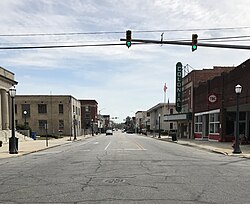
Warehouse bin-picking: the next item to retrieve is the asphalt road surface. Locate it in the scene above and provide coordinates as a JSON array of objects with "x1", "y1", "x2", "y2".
[{"x1": 0, "y1": 131, "x2": 250, "y2": 204}]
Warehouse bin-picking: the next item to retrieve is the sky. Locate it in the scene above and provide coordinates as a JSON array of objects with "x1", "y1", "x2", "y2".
[{"x1": 0, "y1": 0, "x2": 250, "y2": 122}]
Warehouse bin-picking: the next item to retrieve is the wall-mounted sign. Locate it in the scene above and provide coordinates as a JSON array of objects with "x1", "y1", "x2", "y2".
[
  {"x1": 175, "y1": 62, "x2": 182, "y2": 112},
  {"x1": 208, "y1": 93, "x2": 218, "y2": 104}
]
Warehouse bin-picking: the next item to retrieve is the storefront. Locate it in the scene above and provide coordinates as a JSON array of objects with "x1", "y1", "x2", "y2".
[
  {"x1": 164, "y1": 112, "x2": 192, "y2": 139},
  {"x1": 194, "y1": 59, "x2": 250, "y2": 142},
  {"x1": 194, "y1": 109, "x2": 220, "y2": 140}
]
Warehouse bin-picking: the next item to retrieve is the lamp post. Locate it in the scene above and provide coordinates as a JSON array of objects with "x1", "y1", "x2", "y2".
[
  {"x1": 233, "y1": 84, "x2": 242, "y2": 154},
  {"x1": 23, "y1": 110, "x2": 27, "y2": 129},
  {"x1": 158, "y1": 113, "x2": 161, "y2": 138},
  {"x1": 91, "y1": 119, "x2": 94, "y2": 136},
  {"x1": 73, "y1": 112, "x2": 77, "y2": 140},
  {"x1": 9, "y1": 86, "x2": 18, "y2": 154}
]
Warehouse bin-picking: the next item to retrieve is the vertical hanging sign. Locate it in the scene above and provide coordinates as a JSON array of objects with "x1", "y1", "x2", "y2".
[{"x1": 176, "y1": 62, "x2": 182, "y2": 112}]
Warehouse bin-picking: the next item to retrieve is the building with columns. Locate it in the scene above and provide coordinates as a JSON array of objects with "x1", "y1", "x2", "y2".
[{"x1": 0, "y1": 66, "x2": 18, "y2": 142}]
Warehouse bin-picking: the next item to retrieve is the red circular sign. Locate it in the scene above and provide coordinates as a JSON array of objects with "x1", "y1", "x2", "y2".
[{"x1": 208, "y1": 93, "x2": 217, "y2": 103}]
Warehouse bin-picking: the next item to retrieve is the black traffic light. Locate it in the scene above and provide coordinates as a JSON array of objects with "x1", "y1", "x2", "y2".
[
  {"x1": 126, "y1": 30, "x2": 132, "y2": 48},
  {"x1": 192, "y1": 34, "x2": 198, "y2": 52}
]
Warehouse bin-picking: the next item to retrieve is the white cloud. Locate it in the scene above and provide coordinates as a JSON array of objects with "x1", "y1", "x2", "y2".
[{"x1": 1, "y1": 0, "x2": 250, "y2": 121}]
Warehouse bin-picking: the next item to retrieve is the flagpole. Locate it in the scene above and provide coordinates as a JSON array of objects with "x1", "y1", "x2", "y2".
[{"x1": 163, "y1": 83, "x2": 167, "y2": 103}]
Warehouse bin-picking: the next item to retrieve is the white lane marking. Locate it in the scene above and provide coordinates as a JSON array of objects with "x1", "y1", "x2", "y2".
[
  {"x1": 104, "y1": 141, "x2": 111, "y2": 150},
  {"x1": 94, "y1": 142, "x2": 99, "y2": 144},
  {"x1": 110, "y1": 149, "x2": 147, "y2": 151}
]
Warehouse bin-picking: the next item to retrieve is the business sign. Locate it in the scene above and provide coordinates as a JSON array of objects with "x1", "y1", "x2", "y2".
[
  {"x1": 208, "y1": 93, "x2": 218, "y2": 104},
  {"x1": 175, "y1": 62, "x2": 182, "y2": 112}
]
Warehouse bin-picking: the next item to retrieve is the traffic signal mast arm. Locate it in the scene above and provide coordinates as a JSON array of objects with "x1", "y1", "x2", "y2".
[{"x1": 120, "y1": 38, "x2": 250, "y2": 50}]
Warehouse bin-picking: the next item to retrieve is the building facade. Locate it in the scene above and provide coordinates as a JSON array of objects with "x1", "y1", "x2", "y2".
[
  {"x1": 15, "y1": 95, "x2": 81, "y2": 137},
  {"x1": 0, "y1": 67, "x2": 18, "y2": 142},
  {"x1": 135, "y1": 111, "x2": 148, "y2": 133},
  {"x1": 166, "y1": 66, "x2": 234, "y2": 139},
  {"x1": 147, "y1": 103, "x2": 177, "y2": 134},
  {"x1": 194, "y1": 59, "x2": 250, "y2": 142},
  {"x1": 80, "y1": 100, "x2": 98, "y2": 134}
]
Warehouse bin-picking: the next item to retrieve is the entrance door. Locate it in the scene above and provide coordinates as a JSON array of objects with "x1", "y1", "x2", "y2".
[{"x1": 202, "y1": 114, "x2": 209, "y2": 140}]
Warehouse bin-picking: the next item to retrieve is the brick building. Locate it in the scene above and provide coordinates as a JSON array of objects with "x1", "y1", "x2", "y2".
[
  {"x1": 80, "y1": 100, "x2": 98, "y2": 134},
  {"x1": 194, "y1": 58, "x2": 250, "y2": 142},
  {"x1": 15, "y1": 95, "x2": 81, "y2": 137},
  {"x1": 166, "y1": 66, "x2": 234, "y2": 139}
]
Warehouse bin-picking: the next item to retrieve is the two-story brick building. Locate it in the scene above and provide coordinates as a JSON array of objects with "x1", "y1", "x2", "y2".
[
  {"x1": 194, "y1": 58, "x2": 250, "y2": 142},
  {"x1": 165, "y1": 66, "x2": 234, "y2": 139},
  {"x1": 80, "y1": 100, "x2": 98, "y2": 135}
]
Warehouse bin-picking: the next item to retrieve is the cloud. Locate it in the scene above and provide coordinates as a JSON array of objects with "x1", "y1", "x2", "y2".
[{"x1": 1, "y1": 0, "x2": 250, "y2": 122}]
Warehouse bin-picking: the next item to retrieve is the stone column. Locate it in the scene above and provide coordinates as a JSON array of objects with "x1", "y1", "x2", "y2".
[
  {"x1": 1, "y1": 90, "x2": 9, "y2": 130},
  {"x1": 0, "y1": 91, "x2": 2, "y2": 130}
]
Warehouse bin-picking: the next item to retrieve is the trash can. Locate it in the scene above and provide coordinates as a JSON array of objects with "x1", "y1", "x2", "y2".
[
  {"x1": 31, "y1": 132, "x2": 37, "y2": 140},
  {"x1": 172, "y1": 134, "x2": 177, "y2": 141}
]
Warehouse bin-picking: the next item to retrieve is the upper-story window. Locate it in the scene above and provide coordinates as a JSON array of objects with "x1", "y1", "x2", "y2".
[
  {"x1": 170, "y1": 108, "x2": 173, "y2": 115},
  {"x1": 85, "y1": 106, "x2": 89, "y2": 112},
  {"x1": 59, "y1": 104, "x2": 64, "y2": 114},
  {"x1": 38, "y1": 104, "x2": 47, "y2": 113}
]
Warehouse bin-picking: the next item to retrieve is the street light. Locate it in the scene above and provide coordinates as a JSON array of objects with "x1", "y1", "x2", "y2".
[
  {"x1": 158, "y1": 113, "x2": 161, "y2": 138},
  {"x1": 233, "y1": 84, "x2": 242, "y2": 154},
  {"x1": 23, "y1": 110, "x2": 27, "y2": 129},
  {"x1": 91, "y1": 119, "x2": 94, "y2": 136},
  {"x1": 73, "y1": 112, "x2": 77, "y2": 140},
  {"x1": 9, "y1": 86, "x2": 18, "y2": 154}
]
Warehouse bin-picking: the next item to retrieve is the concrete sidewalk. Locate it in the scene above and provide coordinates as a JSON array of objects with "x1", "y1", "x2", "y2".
[
  {"x1": 0, "y1": 134, "x2": 94, "y2": 159},
  {"x1": 153, "y1": 135, "x2": 250, "y2": 158}
]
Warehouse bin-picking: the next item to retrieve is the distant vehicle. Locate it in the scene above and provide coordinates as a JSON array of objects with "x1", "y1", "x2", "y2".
[
  {"x1": 126, "y1": 129, "x2": 135, "y2": 134},
  {"x1": 106, "y1": 129, "x2": 113, "y2": 135}
]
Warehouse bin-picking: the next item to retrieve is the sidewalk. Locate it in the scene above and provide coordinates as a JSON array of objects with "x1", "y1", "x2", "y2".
[
  {"x1": 0, "y1": 134, "x2": 93, "y2": 159},
  {"x1": 153, "y1": 135, "x2": 250, "y2": 159}
]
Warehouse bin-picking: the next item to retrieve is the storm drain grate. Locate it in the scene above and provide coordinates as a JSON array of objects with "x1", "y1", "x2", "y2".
[{"x1": 104, "y1": 178, "x2": 125, "y2": 184}]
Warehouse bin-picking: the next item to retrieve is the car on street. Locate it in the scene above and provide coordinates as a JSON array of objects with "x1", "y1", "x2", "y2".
[{"x1": 106, "y1": 129, "x2": 113, "y2": 135}]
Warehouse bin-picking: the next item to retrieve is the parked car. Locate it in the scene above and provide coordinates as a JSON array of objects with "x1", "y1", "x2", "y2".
[{"x1": 106, "y1": 129, "x2": 113, "y2": 135}]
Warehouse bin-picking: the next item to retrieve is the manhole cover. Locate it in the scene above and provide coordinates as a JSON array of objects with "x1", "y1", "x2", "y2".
[{"x1": 104, "y1": 178, "x2": 125, "y2": 184}]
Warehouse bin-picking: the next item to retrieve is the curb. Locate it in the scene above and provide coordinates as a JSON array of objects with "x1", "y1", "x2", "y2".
[{"x1": 148, "y1": 135, "x2": 250, "y2": 158}]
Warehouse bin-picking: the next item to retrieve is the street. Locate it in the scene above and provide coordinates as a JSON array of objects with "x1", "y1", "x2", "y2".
[{"x1": 0, "y1": 131, "x2": 250, "y2": 204}]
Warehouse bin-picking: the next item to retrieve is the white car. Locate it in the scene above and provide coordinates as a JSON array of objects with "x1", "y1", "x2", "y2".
[{"x1": 106, "y1": 129, "x2": 113, "y2": 135}]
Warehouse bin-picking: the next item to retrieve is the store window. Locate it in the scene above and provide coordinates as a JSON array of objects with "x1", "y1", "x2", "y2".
[
  {"x1": 209, "y1": 113, "x2": 220, "y2": 134},
  {"x1": 195, "y1": 115, "x2": 202, "y2": 133}
]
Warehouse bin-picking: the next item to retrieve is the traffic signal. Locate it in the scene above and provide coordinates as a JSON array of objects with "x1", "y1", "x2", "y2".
[
  {"x1": 126, "y1": 30, "x2": 132, "y2": 48},
  {"x1": 192, "y1": 34, "x2": 198, "y2": 52}
]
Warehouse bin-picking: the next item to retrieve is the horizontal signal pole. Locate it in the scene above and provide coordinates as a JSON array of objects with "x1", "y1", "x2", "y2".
[{"x1": 120, "y1": 38, "x2": 250, "y2": 50}]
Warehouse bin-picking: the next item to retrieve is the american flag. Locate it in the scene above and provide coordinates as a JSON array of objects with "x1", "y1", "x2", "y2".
[{"x1": 163, "y1": 83, "x2": 167, "y2": 93}]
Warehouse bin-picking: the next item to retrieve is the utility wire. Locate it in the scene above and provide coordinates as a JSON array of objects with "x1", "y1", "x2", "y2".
[
  {"x1": 0, "y1": 26, "x2": 250, "y2": 37},
  {"x1": 0, "y1": 42, "x2": 141, "y2": 50}
]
